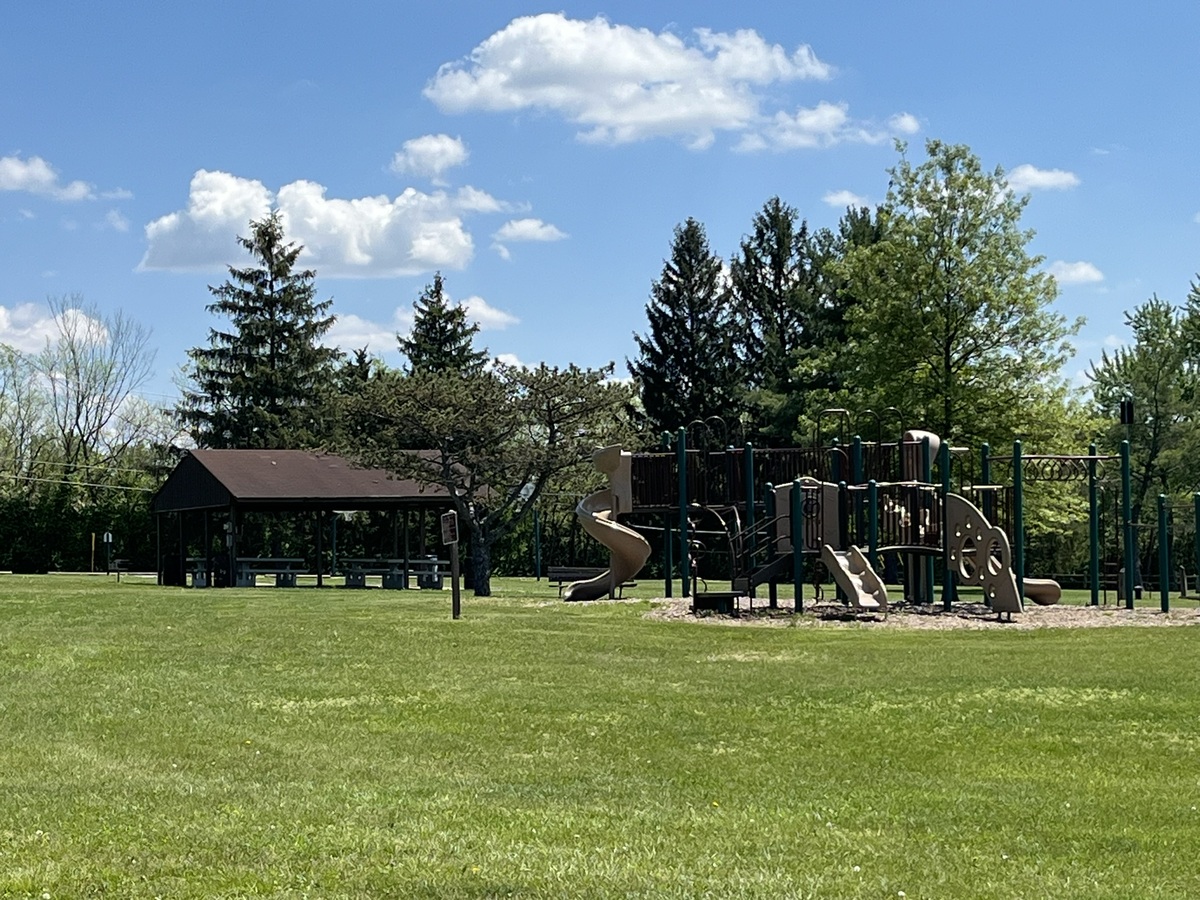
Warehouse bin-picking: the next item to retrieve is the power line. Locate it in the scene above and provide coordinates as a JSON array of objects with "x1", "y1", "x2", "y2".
[{"x1": 0, "y1": 472, "x2": 154, "y2": 494}]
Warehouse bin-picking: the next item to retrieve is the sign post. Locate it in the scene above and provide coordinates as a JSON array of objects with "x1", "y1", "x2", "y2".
[
  {"x1": 103, "y1": 530, "x2": 113, "y2": 575},
  {"x1": 441, "y1": 510, "x2": 461, "y2": 619}
]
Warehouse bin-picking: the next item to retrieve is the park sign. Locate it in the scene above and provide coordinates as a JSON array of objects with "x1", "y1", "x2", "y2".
[{"x1": 441, "y1": 510, "x2": 459, "y2": 546}]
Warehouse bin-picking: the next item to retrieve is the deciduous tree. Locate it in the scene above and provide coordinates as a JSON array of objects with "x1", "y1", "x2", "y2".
[
  {"x1": 350, "y1": 363, "x2": 634, "y2": 595},
  {"x1": 837, "y1": 140, "x2": 1080, "y2": 449}
]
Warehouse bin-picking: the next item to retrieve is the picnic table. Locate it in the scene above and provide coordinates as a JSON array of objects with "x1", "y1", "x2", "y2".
[
  {"x1": 338, "y1": 556, "x2": 448, "y2": 589},
  {"x1": 187, "y1": 556, "x2": 210, "y2": 588},
  {"x1": 236, "y1": 557, "x2": 307, "y2": 588}
]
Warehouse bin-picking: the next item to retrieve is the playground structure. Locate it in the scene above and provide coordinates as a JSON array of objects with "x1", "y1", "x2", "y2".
[{"x1": 564, "y1": 414, "x2": 1200, "y2": 617}]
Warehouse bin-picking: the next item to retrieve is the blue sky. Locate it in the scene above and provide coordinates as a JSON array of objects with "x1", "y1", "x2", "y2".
[{"x1": 3, "y1": 2, "x2": 1199, "y2": 402}]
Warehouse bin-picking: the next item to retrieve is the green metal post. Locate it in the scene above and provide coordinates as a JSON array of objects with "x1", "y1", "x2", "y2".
[
  {"x1": 980, "y1": 442, "x2": 992, "y2": 522},
  {"x1": 922, "y1": 435, "x2": 935, "y2": 603},
  {"x1": 744, "y1": 442, "x2": 756, "y2": 597},
  {"x1": 1195, "y1": 493, "x2": 1200, "y2": 599},
  {"x1": 1088, "y1": 441, "x2": 1100, "y2": 605},
  {"x1": 1121, "y1": 441, "x2": 1135, "y2": 610},
  {"x1": 852, "y1": 435, "x2": 864, "y2": 544},
  {"x1": 940, "y1": 440, "x2": 954, "y2": 610},
  {"x1": 1013, "y1": 440, "x2": 1025, "y2": 604},
  {"x1": 868, "y1": 480, "x2": 879, "y2": 570},
  {"x1": 677, "y1": 428, "x2": 690, "y2": 597},
  {"x1": 765, "y1": 483, "x2": 777, "y2": 609},
  {"x1": 836, "y1": 480, "x2": 849, "y2": 603},
  {"x1": 1158, "y1": 494, "x2": 1170, "y2": 612},
  {"x1": 662, "y1": 431, "x2": 673, "y2": 597},
  {"x1": 790, "y1": 478, "x2": 804, "y2": 612}
]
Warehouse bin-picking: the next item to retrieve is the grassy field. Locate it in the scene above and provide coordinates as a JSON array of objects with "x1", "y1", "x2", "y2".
[{"x1": 1, "y1": 575, "x2": 1199, "y2": 898}]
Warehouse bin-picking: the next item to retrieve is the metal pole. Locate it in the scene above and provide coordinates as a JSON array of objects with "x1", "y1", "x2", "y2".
[
  {"x1": 1013, "y1": 440, "x2": 1024, "y2": 604},
  {"x1": 852, "y1": 436, "x2": 864, "y2": 542},
  {"x1": 868, "y1": 480, "x2": 879, "y2": 571},
  {"x1": 1195, "y1": 493, "x2": 1200, "y2": 599},
  {"x1": 1088, "y1": 441, "x2": 1100, "y2": 606},
  {"x1": 922, "y1": 435, "x2": 934, "y2": 603},
  {"x1": 533, "y1": 508, "x2": 542, "y2": 580},
  {"x1": 1158, "y1": 494, "x2": 1170, "y2": 612},
  {"x1": 980, "y1": 442, "x2": 992, "y2": 522},
  {"x1": 1121, "y1": 441, "x2": 1135, "y2": 610},
  {"x1": 450, "y1": 541, "x2": 461, "y2": 619},
  {"x1": 677, "y1": 428, "x2": 690, "y2": 597},
  {"x1": 765, "y1": 483, "x2": 776, "y2": 609},
  {"x1": 940, "y1": 440, "x2": 954, "y2": 610},
  {"x1": 791, "y1": 478, "x2": 804, "y2": 612},
  {"x1": 662, "y1": 431, "x2": 673, "y2": 598}
]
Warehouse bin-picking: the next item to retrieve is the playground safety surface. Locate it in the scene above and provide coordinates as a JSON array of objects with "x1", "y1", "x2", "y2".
[{"x1": 642, "y1": 597, "x2": 1200, "y2": 630}]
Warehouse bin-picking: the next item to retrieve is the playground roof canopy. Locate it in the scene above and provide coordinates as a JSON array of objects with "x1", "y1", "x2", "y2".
[{"x1": 150, "y1": 449, "x2": 451, "y2": 514}]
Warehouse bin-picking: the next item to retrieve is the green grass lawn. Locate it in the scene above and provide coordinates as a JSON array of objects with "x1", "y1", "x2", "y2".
[{"x1": 2, "y1": 575, "x2": 1199, "y2": 898}]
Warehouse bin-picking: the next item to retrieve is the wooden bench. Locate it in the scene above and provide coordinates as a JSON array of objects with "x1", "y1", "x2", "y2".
[
  {"x1": 236, "y1": 557, "x2": 307, "y2": 588},
  {"x1": 547, "y1": 566, "x2": 637, "y2": 598}
]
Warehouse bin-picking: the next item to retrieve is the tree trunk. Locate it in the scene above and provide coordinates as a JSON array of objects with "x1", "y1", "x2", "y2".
[{"x1": 472, "y1": 538, "x2": 492, "y2": 596}]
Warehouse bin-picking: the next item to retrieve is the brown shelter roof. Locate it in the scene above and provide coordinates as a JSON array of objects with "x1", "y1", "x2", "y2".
[{"x1": 151, "y1": 449, "x2": 451, "y2": 514}]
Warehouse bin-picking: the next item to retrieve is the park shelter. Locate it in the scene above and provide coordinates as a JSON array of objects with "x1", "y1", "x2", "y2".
[{"x1": 150, "y1": 449, "x2": 453, "y2": 585}]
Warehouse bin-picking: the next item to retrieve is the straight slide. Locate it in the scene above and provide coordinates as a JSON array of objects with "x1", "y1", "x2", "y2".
[{"x1": 821, "y1": 544, "x2": 888, "y2": 613}]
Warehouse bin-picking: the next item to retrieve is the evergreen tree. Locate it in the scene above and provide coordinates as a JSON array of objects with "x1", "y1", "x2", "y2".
[
  {"x1": 628, "y1": 218, "x2": 741, "y2": 438},
  {"x1": 398, "y1": 273, "x2": 488, "y2": 376},
  {"x1": 180, "y1": 211, "x2": 340, "y2": 449},
  {"x1": 729, "y1": 198, "x2": 827, "y2": 444}
]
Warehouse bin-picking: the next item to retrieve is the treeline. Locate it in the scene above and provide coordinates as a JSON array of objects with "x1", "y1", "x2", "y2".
[
  {"x1": 629, "y1": 140, "x2": 1083, "y2": 454},
  {"x1": 0, "y1": 296, "x2": 174, "y2": 572},
  {"x1": 3, "y1": 139, "x2": 1198, "y2": 584}
]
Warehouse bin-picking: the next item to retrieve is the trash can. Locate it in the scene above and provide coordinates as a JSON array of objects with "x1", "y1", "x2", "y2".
[{"x1": 417, "y1": 555, "x2": 443, "y2": 590}]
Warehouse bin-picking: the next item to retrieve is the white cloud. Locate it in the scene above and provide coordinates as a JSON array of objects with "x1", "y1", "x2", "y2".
[
  {"x1": 0, "y1": 154, "x2": 94, "y2": 201},
  {"x1": 1007, "y1": 164, "x2": 1081, "y2": 192},
  {"x1": 492, "y1": 217, "x2": 567, "y2": 259},
  {"x1": 426, "y1": 13, "x2": 832, "y2": 147},
  {"x1": 0, "y1": 302, "x2": 107, "y2": 354},
  {"x1": 461, "y1": 295, "x2": 519, "y2": 330},
  {"x1": 104, "y1": 209, "x2": 130, "y2": 232},
  {"x1": 491, "y1": 353, "x2": 526, "y2": 370},
  {"x1": 889, "y1": 112, "x2": 920, "y2": 135},
  {"x1": 1049, "y1": 260, "x2": 1104, "y2": 284},
  {"x1": 1104, "y1": 334, "x2": 1126, "y2": 348},
  {"x1": 493, "y1": 218, "x2": 568, "y2": 242},
  {"x1": 0, "y1": 303, "x2": 59, "y2": 352},
  {"x1": 322, "y1": 309, "x2": 412, "y2": 353},
  {"x1": 139, "y1": 169, "x2": 512, "y2": 276},
  {"x1": 390, "y1": 134, "x2": 469, "y2": 183},
  {"x1": 738, "y1": 101, "x2": 893, "y2": 151},
  {"x1": 823, "y1": 189, "x2": 867, "y2": 208}
]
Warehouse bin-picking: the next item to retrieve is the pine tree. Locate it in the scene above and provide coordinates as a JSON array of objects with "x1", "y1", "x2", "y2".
[
  {"x1": 398, "y1": 273, "x2": 488, "y2": 376},
  {"x1": 179, "y1": 211, "x2": 340, "y2": 449},
  {"x1": 628, "y1": 218, "x2": 741, "y2": 437},
  {"x1": 730, "y1": 198, "x2": 816, "y2": 399}
]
